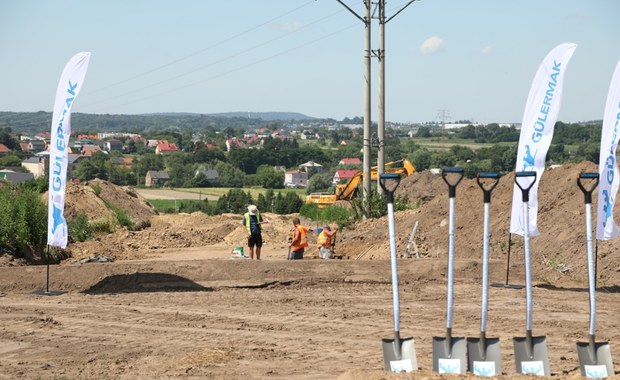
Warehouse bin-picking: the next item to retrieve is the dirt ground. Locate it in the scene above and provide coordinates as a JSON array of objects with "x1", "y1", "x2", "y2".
[{"x1": 1, "y1": 164, "x2": 619, "y2": 379}]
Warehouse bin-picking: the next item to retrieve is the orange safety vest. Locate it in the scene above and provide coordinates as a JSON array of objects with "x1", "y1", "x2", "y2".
[
  {"x1": 317, "y1": 230, "x2": 332, "y2": 248},
  {"x1": 291, "y1": 225, "x2": 308, "y2": 252}
]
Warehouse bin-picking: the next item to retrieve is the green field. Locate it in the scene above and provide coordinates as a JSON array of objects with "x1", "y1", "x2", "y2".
[
  {"x1": 178, "y1": 187, "x2": 306, "y2": 199},
  {"x1": 405, "y1": 137, "x2": 498, "y2": 151}
]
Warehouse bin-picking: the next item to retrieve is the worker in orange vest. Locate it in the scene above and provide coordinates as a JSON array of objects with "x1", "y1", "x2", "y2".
[
  {"x1": 289, "y1": 217, "x2": 308, "y2": 260},
  {"x1": 317, "y1": 224, "x2": 338, "y2": 259}
]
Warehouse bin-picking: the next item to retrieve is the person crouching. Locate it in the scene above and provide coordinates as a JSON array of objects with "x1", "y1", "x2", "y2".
[{"x1": 317, "y1": 224, "x2": 338, "y2": 259}]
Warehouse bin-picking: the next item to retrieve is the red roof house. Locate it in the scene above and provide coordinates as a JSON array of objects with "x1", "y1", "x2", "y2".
[
  {"x1": 339, "y1": 157, "x2": 361, "y2": 165},
  {"x1": 333, "y1": 169, "x2": 358, "y2": 185}
]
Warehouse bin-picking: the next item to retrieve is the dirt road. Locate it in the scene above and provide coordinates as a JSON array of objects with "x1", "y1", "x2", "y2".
[
  {"x1": 0, "y1": 256, "x2": 618, "y2": 379},
  {"x1": 135, "y1": 188, "x2": 218, "y2": 201}
]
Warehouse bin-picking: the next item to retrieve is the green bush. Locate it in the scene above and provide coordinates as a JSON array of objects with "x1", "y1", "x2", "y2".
[
  {"x1": 103, "y1": 200, "x2": 136, "y2": 230},
  {"x1": 300, "y1": 203, "x2": 353, "y2": 227},
  {"x1": 68, "y1": 212, "x2": 92, "y2": 242},
  {"x1": 89, "y1": 218, "x2": 115, "y2": 234},
  {"x1": 0, "y1": 185, "x2": 47, "y2": 260}
]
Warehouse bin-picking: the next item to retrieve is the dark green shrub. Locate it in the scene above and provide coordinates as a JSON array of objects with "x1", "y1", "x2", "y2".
[{"x1": 68, "y1": 212, "x2": 92, "y2": 242}]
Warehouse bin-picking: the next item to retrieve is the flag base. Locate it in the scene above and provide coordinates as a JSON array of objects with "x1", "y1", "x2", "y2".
[{"x1": 33, "y1": 289, "x2": 66, "y2": 296}]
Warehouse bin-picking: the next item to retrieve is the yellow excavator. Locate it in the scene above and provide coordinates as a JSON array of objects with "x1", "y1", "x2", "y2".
[{"x1": 305, "y1": 159, "x2": 415, "y2": 208}]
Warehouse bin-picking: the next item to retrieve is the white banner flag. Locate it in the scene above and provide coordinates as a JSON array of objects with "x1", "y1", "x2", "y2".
[
  {"x1": 510, "y1": 43, "x2": 577, "y2": 236},
  {"x1": 596, "y1": 59, "x2": 620, "y2": 240},
  {"x1": 47, "y1": 52, "x2": 91, "y2": 248}
]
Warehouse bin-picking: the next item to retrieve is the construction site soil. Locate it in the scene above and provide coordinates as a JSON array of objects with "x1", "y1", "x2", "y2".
[{"x1": 0, "y1": 163, "x2": 618, "y2": 379}]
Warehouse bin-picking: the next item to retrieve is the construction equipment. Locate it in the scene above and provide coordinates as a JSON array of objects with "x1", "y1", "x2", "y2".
[
  {"x1": 513, "y1": 171, "x2": 550, "y2": 376},
  {"x1": 467, "y1": 173, "x2": 502, "y2": 376},
  {"x1": 576, "y1": 173, "x2": 614, "y2": 378},
  {"x1": 305, "y1": 159, "x2": 415, "y2": 208},
  {"x1": 380, "y1": 173, "x2": 417, "y2": 373},
  {"x1": 433, "y1": 167, "x2": 467, "y2": 374}
]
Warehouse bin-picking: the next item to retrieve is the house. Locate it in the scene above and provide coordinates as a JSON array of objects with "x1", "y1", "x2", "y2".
[
  {"x1": 195, "y1": 168, "x2": 219, "y2": 181},
  {"x1": 225, "y1": 138, "x2": 245, "y2": 152},
  {"x1": 243, "y1": 130, "x2": 258, "y2": 139},
  {"x1": 81, "y1": 144, "x2": 102, "y2": 156},
  {"x1": 299, "y1": 161, "x2": 323, "y2": 173},
  {"x1": 21, "y1": 156, "x2": 46, "y2": 178},
  {"x1": 299, "y1": 130, "x2": 315, "y2": 140},
  {"x1": 67, "y1": 154, "x2": 87, "y2": 177},
  {"x1": 332, "y1": 169, "x2": 358, "y2": 185},
  {"x1": 155, "y1": 141, "x2": 179, "y2": 155},
  {"x1": 284, "y1": 170, "x2": 308, "y2": 188},
  {"x1": 19, "y1": 142, "x2": 29, "y2": 152},
  {"x1": 145, "y1": 170, "x2": 170, "y2": 187},
  {"x1": 104, "y1": 139, "x2": 124, "y2": 152},
  {"x1": 0, "y1": 144, "x2": 10, "y2": 154},
  {"x1": 0, "y1": 170, "x2": 34, "y2": 184},
  {"x1": 245, "y1": 136, "x2": 262, "y2": 148},
  {"x1": 338, "y1": 158, "x2": 361, "y2": 166},
  {"x1": 27, "y1": 140, "x2": 47, "y2": 153}
]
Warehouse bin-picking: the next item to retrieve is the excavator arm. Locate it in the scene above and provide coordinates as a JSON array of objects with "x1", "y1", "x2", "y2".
[{"x1": 305, "y1": 159, "x2": 415, "y2": 207}]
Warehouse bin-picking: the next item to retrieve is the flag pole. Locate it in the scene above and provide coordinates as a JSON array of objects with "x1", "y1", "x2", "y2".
[{"x1": 33, "y1": 245, "x2": 65, "y2": 296}]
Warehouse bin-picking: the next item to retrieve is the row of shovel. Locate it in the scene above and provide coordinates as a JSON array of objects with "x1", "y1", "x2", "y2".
[{"x1": 378, "y1": 170, "x2": 614, "y2": 378}]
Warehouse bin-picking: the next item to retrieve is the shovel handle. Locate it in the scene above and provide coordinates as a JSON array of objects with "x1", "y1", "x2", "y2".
[
  {"x1": 577, "y1": 173, "x2": 599, "y2": 205},
  {"x1": 477, "y1": 173, "x2": 500, "y2": 203},
  {"x1": 515, "y1": 171, "x2": 537, "y2": 202},
  {"x1": 442, "y1": 167, "x2": 464, "y2": 198},
  {"x1": 380, "y1": 173, "x2": 401, "y2": 203}
]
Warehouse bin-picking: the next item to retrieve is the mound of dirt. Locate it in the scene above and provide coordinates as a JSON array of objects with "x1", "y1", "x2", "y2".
[
  {"x1": 53, "y1": 162, "x2": 619, "y2": 287},
  {"x1": 337, "y1": 161, "x2": 619, "y2": 287}
]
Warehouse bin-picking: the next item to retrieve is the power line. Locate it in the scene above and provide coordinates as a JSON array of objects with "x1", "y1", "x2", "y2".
[{"x1": 81, "y1": 6, "x2": 351, "y2": 111}]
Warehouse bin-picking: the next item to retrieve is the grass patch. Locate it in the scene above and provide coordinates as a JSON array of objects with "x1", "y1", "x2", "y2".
[
  {"x1": 178, "y1": 187, "x2": 306, "y2": 199},
  {"x1": 103, "y1": 200, "x2": 136, "y2": 230}
]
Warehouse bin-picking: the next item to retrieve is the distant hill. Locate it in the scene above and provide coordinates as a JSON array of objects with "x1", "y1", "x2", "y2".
[{"x1": 206, "y1": 112, "x2": 316, "y2": 121}]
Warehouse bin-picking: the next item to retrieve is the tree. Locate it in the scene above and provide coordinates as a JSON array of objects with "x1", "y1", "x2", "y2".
[
  {"x1": 409, "y1": 149, "x2": 432, "y2": 171},
  {"x1": 256, "y1": 165, "x2": 284, "y2": 189},
  {"x1": 135, "y1": 153, "x2": 164, "y2": 177},
  {"x1": 416, "y1": 127, "x2": 431, "y2": 138},
  {"x1": 216, "y1": 189, "x2": 254, "y2": 214},
  {"x1": 306, "y1": 173, "x2": 333, "y2": 194},
  {"x1": 215, "y1": 161, "x2": 245, "y2": 187}
]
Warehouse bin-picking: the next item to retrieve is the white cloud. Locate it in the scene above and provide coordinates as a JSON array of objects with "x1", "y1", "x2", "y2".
[
  {"x1": 481, "y1": 46, "x2": 492, "y2": 54},
  {"x1": 419, "y1": 36, "x2": 446, "y2": 55},
  {"x1": 279, "y1": 21, "x2": 305, "y2": 33}
]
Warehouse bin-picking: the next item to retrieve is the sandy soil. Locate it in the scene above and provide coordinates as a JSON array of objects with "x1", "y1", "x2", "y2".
[
  {"x1": 1, "y1": 165, "x2": 619, "y2": 379},
  {"x1": 0, "y1": 256, "x2": 618, "y2": 379}
]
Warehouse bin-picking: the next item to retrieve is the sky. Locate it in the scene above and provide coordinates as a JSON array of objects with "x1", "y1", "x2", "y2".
[{"x1": 1, "y1": 0, "x2": 619, "y2": 125}]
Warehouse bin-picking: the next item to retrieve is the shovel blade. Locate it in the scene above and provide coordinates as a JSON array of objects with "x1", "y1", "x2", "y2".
[
  {"x1": 513, "y1": 335, "x2": 550, "y2": 376},
  {"x1": 382, "y1": 337, "x2": 417, "y2": 372},
  {"x1": 576, "y1": 341, "x2": 614, "y2": 378},
  {"x1": 467, "y1": 336, "x2": 501, "y2": 376},
  {"x1": 432, "y1": 336, "x2": 467, "y2": 374}
]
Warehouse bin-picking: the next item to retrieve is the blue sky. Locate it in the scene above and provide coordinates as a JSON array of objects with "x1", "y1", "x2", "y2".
[{"x1": 1, "y1": 0, "x2": 618, "y2": 124}]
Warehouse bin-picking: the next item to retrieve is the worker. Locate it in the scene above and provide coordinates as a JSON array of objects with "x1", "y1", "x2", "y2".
[
  {"x1": 289, "y1": 217, "x2": 308, "y2": 260},
  {"x1": 242, "y1": 205, "x2": 269, "y2": 260},
  {"x1": 317, "y1": 224, "x2": 338, "y2": 259}
]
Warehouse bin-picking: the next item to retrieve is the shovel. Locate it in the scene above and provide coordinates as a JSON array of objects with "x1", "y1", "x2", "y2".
[
  {"x1": 467, "y1": 173, "x2": 502, "y2": 376},
  {"x1": 379, "y1": 173, "x2": 417, "y2": 373},
  {"x1": 576, "y1": 173, "x2": 614, "y2": 378},
  {"x1": 512, "y1": 170, "x2": 550, "y2": 376},
  {"x1": 433, "y1": 167, "x2": 467, "y2": 374}
]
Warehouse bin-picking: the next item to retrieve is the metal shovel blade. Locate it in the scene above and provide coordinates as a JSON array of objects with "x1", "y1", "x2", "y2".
[
  {"x1": 432, "y1": 335, "x2": 467, "y2": 374},
  {"x1": 513, "y1": 334, "x2": 549, "y2": 376},
  {"x1": 382, "y1": 336, "x2": 417, "y2": 372},
  {"x1": 577, "y1": 338, "x2": 614, "y2": 378},
  {"x1": 467, "y1": 334, "x2": 501, "y2": 376}
]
